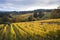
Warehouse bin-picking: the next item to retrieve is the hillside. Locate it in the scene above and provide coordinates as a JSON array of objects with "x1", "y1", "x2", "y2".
[
  {"x1": 14, "y1": 13, "x2": 34, "y2": 22},
  {"x1": 0, "y1": 19, "x2": 60, "y2": 40}
]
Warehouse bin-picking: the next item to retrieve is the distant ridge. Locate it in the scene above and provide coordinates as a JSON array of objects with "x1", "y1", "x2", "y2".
[{"x1": 0, "y1": 9, "x2": 52, "y2": 14}]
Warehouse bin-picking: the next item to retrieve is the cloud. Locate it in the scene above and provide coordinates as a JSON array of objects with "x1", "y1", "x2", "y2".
[{"x1": 0, "y1": 0, "x2": 60, "y2": 11}]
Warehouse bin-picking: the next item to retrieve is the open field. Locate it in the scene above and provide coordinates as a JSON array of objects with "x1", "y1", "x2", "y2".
[
  {"x1": 0, "y1": 19, "x2": 60, "y2": 40},
  {"x1": 15, "y1": 13, "x2": 33, "y2": 20}
]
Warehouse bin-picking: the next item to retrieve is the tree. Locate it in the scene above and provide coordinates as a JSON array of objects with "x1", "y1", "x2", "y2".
[
  {"x1": 34, "y1": 10, "x2": 44, "y2": 18},
  {"x1": 38, "y1": 11, "x2": 44, "y2": 18},
  {"x1": 51, "y1": 9, "x2": 60, "y2": 19},
  {"x1": 28, "y1": 15, "x2": 36, "y2": 21},
  {"x1": 34, "y1": 11, "x2": 38, "y2": 18}
]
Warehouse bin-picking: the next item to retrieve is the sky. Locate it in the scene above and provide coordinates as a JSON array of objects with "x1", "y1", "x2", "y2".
[{"x1": 0, "y1": 0, "x2": 60, "y2": 11}]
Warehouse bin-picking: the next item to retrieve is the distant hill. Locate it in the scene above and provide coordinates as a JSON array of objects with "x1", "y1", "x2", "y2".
[
  {"x1": 0, "y1": 9, "x2": 53, "y2": 23},
  {"x1": 0, "y1": 9, "x2": 52, "y2": 14},
  {"x1": 34, "y1": 9, "x2": 52, "y2": 12}
]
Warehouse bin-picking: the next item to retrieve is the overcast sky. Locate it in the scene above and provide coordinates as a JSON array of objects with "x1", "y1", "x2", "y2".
[{"x1": 0, "y1": 0, "x2": 60, "y2": 11}]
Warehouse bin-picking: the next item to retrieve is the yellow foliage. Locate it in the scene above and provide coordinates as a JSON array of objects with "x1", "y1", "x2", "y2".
[{"x1": 0, "y1": 19, "x2": 60, "y2": 40}]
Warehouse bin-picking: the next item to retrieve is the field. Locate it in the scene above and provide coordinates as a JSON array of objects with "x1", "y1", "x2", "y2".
[
  {"x1": 15, "y1": 13, "x2": 33, "y2": 21},
  {"x1": 0, "y1": 19, "x2": 60, "y2": 40}
]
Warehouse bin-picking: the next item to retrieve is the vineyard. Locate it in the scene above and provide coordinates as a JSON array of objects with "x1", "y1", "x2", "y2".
[{"x1": 0, "y1": 19, "x2": 60, "y2": 40}]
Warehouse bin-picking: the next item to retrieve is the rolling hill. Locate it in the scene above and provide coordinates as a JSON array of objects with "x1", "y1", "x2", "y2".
[{"x1": 0, "y1": 19, "x2": 60, "y2": 40}]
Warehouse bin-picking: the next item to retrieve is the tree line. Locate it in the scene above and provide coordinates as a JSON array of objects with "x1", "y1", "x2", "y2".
[{"x1": 0, "y1": 9, "x2": 60, "y2": 23}]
